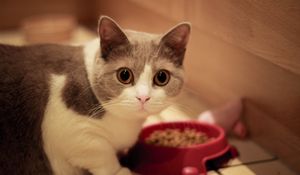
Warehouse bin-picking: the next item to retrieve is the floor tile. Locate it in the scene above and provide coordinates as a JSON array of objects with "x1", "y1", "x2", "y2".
[
  {"x1": 220, "y1": 159, "x2": 256, "y2": 175},
  {"x1": 220, "y1": 164, "x2": 256, "y2": 175},
  {"x1": 227, "y1": 138, "x2": 275, "y2": 166},
  {"x1": 246, "y1": 160, "x2": 297, "y2": 175}
]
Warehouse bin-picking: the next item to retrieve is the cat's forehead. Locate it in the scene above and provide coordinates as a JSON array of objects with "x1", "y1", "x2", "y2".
[
  {"x1": 106, "y1": 30, "x2": 162, "y2": 61},
  {"x1": 125, "y1": 30, "x2": 162, "y2": 60},
  {"x1": 125, "y1": 30, "x2": 161, "y2": 44},
  {"x1": 107, "y1": 30, "x2": 163, "y2": 70},
  {"x1": 105, "y1": 30, "x2": 180, "y2": 76}
]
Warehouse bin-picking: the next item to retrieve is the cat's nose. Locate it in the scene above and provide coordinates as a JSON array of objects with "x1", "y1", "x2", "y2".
[{"x1": 136, "y1": 96, "x2": 151, "y2": 103}]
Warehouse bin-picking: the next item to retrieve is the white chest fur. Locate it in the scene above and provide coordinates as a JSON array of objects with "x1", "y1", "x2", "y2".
[{"x1": 42, "y1": 74, "x2": 144, "y2": 175}]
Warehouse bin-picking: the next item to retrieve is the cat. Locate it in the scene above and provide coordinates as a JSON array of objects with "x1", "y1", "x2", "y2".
[{"x1": 0, "y1": 16, "x2": 190, "y2": 175}]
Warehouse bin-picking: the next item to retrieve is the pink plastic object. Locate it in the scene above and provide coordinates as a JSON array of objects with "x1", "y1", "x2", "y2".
[{"x1": 124, "y1": 121, "x2": 238, "y2": 175}]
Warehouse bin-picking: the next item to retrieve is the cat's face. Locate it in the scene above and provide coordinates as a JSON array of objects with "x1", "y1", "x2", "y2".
[{"x1": 92, "y1": 16, "x2": 190, "y2": 118}]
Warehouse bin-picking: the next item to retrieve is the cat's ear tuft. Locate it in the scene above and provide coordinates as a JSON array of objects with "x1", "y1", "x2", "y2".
[
  {"x1": 98, "y1": 16, "x2": 129, "y2": 59},
  {"x1": 160, "y1": 22, "x2": 191, "y2": 65}
]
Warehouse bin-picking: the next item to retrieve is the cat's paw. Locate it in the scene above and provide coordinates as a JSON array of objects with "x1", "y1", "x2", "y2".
[{"x1": 115, "y1": 167, "x2": 132, "y2": 175}]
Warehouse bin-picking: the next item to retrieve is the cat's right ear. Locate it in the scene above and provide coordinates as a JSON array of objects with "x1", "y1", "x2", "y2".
[
  {"x1": 98, "y1": 16, "x2": 129, "y2": 59},
  {"x1": 159, "y1": 22, "x2": 191, "y2": 66}
]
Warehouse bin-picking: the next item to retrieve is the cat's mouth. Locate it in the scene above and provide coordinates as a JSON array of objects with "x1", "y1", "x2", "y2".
[
  {"x1": 139, "y1": 102, "x2": 146, "y2": 110},
  {"x1": 137, "y1": 103, "x2": 149, "y2": 113},
  {"x1": 137, "y1": 103, "x2": 166, "y2": 115}
]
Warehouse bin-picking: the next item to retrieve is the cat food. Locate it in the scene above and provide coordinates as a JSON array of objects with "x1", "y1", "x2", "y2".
[{"x1": 145, "y1": 128, "x2": 214, "y2": 147}]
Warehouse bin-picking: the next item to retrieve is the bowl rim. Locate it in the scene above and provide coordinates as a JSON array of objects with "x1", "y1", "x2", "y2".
[{"x1": 139, "y1": 121, "x2": 226, "y2": 150}]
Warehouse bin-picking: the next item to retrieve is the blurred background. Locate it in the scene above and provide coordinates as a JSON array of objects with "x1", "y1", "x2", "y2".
[{"x1": 0, "y1": 0, "x2": 299, "y2": 174}]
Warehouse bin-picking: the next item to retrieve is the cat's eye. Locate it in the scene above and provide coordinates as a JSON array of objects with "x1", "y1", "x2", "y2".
[
  {"x1": 154, "y1": 69, "x2": 170, "y2": 86},
  {"x1": 117, "y1": 67, "x2": 134, "y2": 84}
]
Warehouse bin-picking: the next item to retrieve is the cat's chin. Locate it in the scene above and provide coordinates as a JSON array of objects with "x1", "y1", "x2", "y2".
[
  {"x1": 111, "y1": 108, "x2": 159, "y2": 120},
  {"x1": 125, "y1": 108, "x2": 154, "y2": 118},
  {"x1": 104, "y1": 103, "x2": 166, "y2": 120}
]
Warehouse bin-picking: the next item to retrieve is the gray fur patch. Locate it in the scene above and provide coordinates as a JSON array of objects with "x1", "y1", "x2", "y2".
[{"x1": 0, "y1": 43, "x2": 101, "y2": 175}]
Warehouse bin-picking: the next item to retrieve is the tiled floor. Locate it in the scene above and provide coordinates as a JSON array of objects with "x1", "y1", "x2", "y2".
[{"x1": 145, "y1": 88, "x2": 297, "y2": 175}]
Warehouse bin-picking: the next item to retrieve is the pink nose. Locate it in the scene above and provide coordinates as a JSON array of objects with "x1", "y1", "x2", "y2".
[{"x1": 136, "y1": 96, "x2": 151, "y2": 103}]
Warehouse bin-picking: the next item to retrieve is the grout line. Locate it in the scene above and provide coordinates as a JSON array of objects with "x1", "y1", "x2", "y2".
[{"x1": 221, "y1": 156, "x2": 278, "y2": 168}]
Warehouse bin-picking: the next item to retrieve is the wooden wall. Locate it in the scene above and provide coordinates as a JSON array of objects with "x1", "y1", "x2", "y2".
[{"x1": 96, "y1": 0, "x2": 300, "y2": 172}]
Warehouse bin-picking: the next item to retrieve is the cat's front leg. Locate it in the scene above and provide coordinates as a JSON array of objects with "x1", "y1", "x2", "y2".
[
  {"x1": 92, "y1": 167, "x2": 132, "y2": 175},
  {"x1": 67, "y1": 138, "x2": 132, "y2": 175}
]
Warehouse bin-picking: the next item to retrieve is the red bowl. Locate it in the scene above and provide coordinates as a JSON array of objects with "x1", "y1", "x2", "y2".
[{"x1": 123, "y1": 121, "x2": 238, "y2": 175}]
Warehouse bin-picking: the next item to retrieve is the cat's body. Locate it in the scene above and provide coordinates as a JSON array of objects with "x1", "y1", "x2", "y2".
[{"x1": 0, "y1": 17, "x2": 190, "y2": 175}]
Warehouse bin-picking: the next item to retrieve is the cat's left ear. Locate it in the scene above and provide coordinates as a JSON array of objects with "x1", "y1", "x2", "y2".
[
  {"x1": 160, "y1": 22, "x2": 191, "y2": 66},
  {"x1": 98, "y1": 16, "x2": 130, "y2": 59}
]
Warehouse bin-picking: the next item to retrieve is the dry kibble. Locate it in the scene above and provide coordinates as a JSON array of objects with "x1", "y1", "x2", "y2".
[{"x1": 145, "y1": 128, "x2": 214, "y2": 147}]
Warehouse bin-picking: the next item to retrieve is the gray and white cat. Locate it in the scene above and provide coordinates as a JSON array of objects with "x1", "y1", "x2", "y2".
[{"x1": 0, "y1": 16, "x2": 190, "y2": 175}]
